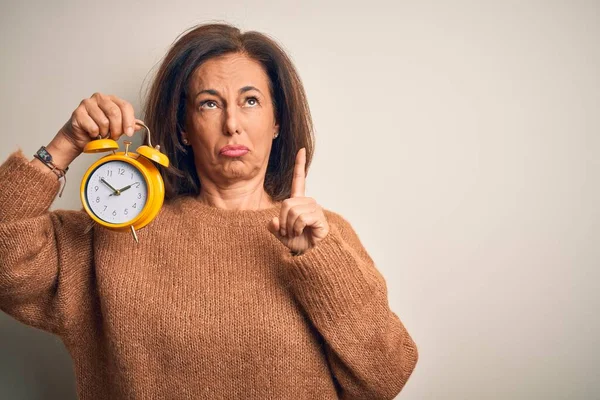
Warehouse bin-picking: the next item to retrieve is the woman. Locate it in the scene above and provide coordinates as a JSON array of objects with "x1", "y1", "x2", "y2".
[{"x1": 0, "y1": 23, "x2": 418, "y2": 399}]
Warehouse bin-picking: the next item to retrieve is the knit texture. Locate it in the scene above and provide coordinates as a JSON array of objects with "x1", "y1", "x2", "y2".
[{"x1": 0, "y1": 150, "x2": 418, "y2": 400}]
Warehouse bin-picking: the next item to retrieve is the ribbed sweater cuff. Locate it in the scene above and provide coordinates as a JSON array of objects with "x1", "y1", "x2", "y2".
[
  {"x1": 0, "y1": 150, "x2": 60, "y2": 221},
  {"x1": 281, "y1": 224, "x2": 385, "y2": 329}
]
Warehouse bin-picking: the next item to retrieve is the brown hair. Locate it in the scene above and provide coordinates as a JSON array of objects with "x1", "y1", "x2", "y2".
[{"x1": 142, "y1": 22, "x2": 314, "y2": 201}]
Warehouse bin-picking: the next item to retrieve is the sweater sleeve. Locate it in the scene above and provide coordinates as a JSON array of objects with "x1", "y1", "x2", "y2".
[
  {"x1": 280, "y1": 210, "x2": 418, "y2": 400},
  {"x1": 0, "y1": 150, "x2": 93, "y2": 335}
]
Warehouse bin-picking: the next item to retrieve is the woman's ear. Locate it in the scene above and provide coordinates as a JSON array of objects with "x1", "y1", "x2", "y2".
[
  {"x1": 181, "y1": 131, "x2": 190, "y2": 145},
  {"x1": 178, "y1": 120, "x2": 190, "y2": 145}
]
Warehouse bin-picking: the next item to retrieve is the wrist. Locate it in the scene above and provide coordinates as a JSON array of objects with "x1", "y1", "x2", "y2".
[
  {"x1": 45, "y1": 133, "x2": 82, "y2": 169},
  {"x1": 29, "y1": 139, "x2": 76, "y2": 198}
]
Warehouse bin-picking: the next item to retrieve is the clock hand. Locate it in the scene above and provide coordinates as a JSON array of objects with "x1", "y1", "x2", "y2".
[
  {"x1": 110, "y1": 182, "x2": 139, "y2": 196},
  {"x1": 100, "y1": 178, "x2": 119, "y2": 195}
]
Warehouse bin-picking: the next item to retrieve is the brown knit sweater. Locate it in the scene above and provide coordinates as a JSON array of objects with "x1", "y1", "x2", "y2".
[{"x1": 0, "y1": 150, "x2": 418, "y2": 400}]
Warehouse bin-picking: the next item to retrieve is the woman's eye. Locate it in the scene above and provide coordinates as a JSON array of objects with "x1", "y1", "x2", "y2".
[
  {"x1": 245, "y1": 97, "x2": 259, "y2": 107},
  {"x1": 200, "y1": 100, "x2": 218, "y2": 109}
]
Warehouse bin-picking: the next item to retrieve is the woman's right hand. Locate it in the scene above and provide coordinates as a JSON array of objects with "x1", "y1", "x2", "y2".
[{"x1": 57, "y1": 92, "x2": 137, "y2": 153}]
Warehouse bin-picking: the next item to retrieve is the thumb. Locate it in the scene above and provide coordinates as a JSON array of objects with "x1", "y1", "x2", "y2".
[{"x1": 267, "y1": 217, "x2": 281, "y2": 237}]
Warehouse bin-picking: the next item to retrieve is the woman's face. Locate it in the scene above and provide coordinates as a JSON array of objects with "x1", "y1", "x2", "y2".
[{"x1": 183, "y1": 52, "x2": 279, "y2": 186}]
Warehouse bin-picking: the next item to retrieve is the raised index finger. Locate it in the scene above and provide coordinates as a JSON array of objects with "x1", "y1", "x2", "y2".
[{"x1": 291, "y1": 147, "x2": 306, "y2": 198}]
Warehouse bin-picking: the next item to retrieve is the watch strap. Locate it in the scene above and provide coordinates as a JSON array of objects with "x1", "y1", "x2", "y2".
[
  {"x1": 35, "y1": 146, "x2": 69, "y2": 172},
  {"x1": 34, "y1": 145, "x2": 69, "y2": 197}
]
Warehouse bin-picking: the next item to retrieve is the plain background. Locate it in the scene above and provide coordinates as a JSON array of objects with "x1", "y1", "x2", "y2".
[{"x1": 1, "y1": 0, "x2": 598, "y2": 399}]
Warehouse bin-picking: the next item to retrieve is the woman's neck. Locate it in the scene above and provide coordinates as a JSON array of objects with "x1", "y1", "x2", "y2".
[{"x1": 196, "y1": 185, "x2": 275, "y2": 211}]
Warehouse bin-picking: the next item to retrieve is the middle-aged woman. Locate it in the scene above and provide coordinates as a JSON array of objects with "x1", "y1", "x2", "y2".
[{"x1": 0, "y1": 23, "x2": 418, "y2": 399}]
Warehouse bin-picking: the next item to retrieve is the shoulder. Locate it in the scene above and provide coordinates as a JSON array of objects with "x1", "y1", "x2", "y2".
[
  {"x1": 157, "y1": 196, "x2": 194, "y2": 220},
  {"x1": 323, "y1": 208, "x2": 352, "y2": 230},
  {"x1": 322, "y1": 208, "x2": 362, "y2": 244},
  {"x1": 322, "y1": 207, "x2": 374, "y2": 263}
]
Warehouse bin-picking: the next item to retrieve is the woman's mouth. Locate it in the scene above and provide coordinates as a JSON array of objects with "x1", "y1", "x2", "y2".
[{"x1": 220, "y1": 144, "x2": 249, "y2": 157}]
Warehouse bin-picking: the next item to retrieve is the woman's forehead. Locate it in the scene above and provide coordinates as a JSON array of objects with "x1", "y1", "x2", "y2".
[{"x1": 191, "y1": 53, "x2": 270, "y2": 92}]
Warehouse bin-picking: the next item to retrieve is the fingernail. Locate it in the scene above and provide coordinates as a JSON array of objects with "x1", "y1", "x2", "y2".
[
  {"x1": 281, "y1": 229, "x2": 286, "y2": 236},
  {"x1": 126, "y1": 126, "x2": 133, "y2": 135}
]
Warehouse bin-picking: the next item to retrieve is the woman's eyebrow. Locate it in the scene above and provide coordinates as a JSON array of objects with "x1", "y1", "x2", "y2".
[
  {"x1": 194, "y1": 86, "x2": 262, "y2": 100},
  {"x1": 239, "y1": 85, "x2": 262, "y2": 95},
  {"x1": 195, "y1": 89, "x2": 220, "y2": 99}
]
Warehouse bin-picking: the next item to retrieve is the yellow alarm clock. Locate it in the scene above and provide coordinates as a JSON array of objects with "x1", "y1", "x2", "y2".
[{"x1": 80, "y1": 119, "x2": 169, "y2": 243}]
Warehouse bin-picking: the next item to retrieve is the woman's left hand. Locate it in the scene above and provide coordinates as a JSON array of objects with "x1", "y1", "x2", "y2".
[{"x1": 268, "y1": 148, "x2": 329, "y2": 254}]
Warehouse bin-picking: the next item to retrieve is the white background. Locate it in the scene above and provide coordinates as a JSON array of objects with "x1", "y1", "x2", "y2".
[{"x1": 1, "y1": 0, "x2": 599, "y2": 399}]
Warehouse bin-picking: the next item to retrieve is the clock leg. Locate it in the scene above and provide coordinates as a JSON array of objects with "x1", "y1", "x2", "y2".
[{"x1": 130, "y1": 225, "x2": 139, "y2": 243}]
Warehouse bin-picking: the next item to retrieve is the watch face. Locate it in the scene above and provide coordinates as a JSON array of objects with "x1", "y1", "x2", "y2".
[{"x1": 85, "y1": 160, "x2": 148, "y2": 224}]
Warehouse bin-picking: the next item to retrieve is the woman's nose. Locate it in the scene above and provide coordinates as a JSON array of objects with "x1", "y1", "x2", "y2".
[{"x1": 224, "y1": 106, "x2": 242, "y2": 136}]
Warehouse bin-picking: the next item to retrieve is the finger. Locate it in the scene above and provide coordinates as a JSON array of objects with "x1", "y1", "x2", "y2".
[
  {"x1": 291, "y1": 209, "x2": 321, "y2": 238},
  {"x1": 291, "y1": 147, "x2": 307, "y2": 198},
  {"x1": 73, "y1": 107, "x2": 100, "y2": 139},
  {"x1": 111, "y1": 96, "x2": 136, "y2": 136},
  {"x1": 96, "y1": 96, "x2": 124, "y2": 140},
  {"x1": 82, "y1": 98, "x2": 110, "y2": 137},
  {"x1": 279, "y1": 197, "x2": 309, "y2": 237},
  {"x1": 268, "y1": 217, "x2": 282, "y2": 237},
  {"x1": 287, "y1": 202, "x2": 317, "y2": 238}
]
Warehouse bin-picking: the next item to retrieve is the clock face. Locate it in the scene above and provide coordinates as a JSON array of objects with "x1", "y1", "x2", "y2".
[{"x1": 85, "y1": 160, "x2": 148, "y2": 224}]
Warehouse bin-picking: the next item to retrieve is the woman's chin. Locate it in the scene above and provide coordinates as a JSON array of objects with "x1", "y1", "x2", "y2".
[{"x1": 220, "y1": 162, "x2": 251, "y2": 179}]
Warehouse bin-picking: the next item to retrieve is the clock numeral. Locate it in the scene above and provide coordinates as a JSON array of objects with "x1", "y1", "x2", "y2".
[
  {"x1": 94, "y1": 186, "x2": 99, "y2": 192},
  {"x1": 96, "y1": 196, "x2": 100, "y2": 203},
  {"x1": 103, "y1": 205, "x2": 107, "y2": 211},
  {"x1": 132, "y1": 203, "x2": 137, "y2": 208},
  {"x1": 106, "y1": 170, "x2": 113, "y2": 177},
  {"x1": 131, "y1": 173, "x2": 134, "y2": 179},
  {"x1": 134, "y1": 183, "x2": 140, "y2": 188},
  {"x1": 118, "y1": 168, "x2": 125, "y2": 175},
  {"x1": 112, "y1": 210, "x2": 117, "y2": 217},
  {"x1": 137, "y1": 193, "x2": 142, "y2": 199},
  {"x1": 124, "y1": 208, "x2": 128, "y2": 215}
]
